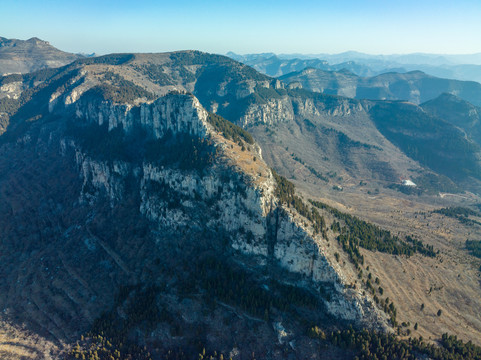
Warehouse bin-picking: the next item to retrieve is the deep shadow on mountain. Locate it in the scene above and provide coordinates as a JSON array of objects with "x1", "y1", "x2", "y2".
[
  {"x1": 421, "y1": 93, "x2": 481, "y2": 146},
  {"x1": 369, "y1": 100, "x2": 481, "y2": 181}
]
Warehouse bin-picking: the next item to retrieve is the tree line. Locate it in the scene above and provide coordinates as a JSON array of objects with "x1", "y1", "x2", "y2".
[
  {"x1": 272, "y1": 170, "x2": 328, "y2": 236},
  {"x1": 309, "y1": 326, "x2": 481, "y2": 360}
]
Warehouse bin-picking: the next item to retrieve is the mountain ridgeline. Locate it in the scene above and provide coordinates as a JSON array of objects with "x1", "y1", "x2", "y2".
[
  {"x1": 228, "y1": 51, "x2": 481, "y2": 83},
  {"x1": 227, "y1": 52, "x2": 376, "y2": 77},
  {"x1": 279, "y1": 67, "x2": 481, "y2": 106},
  {"x1": 0, "y1": 36, "x2": 83, "y2": 75}
]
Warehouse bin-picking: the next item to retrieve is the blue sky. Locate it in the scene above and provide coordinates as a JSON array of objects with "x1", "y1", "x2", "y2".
[{"x1": 1, "y1": 0, "x2": 481, "y2": 55}]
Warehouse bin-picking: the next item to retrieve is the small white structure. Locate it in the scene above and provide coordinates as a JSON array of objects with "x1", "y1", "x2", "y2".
[{"x1": 402, "y1": 179, "x2": 416, "y2": 187}]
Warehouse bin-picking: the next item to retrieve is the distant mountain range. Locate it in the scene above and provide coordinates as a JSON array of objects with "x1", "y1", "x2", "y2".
[
  {"x1": 227, "y1": 51, "x2": 481, "y2": 83},
  {"x1": 227, "y1": 52, "x2": 377, "y2": 77},
  {"x1": 0, "y1": 36, "x2": 83, "y2": 75},
  {"x1": 278, "y1": 51, "x2": 481, "y2": 66},
  {"x1": 278, "y1": 67, "x2": 481, "y2": 106}
]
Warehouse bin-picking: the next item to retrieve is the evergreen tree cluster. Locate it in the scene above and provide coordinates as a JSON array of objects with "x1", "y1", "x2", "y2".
[
  {"x1": 207, "y1": 112, "x2": 254, "y2": 145},
  {"x1": 310, "y1": 200, "x2": 436, "y2": 260},
  {"x1": 272, "y1": 171, "x2": 327, "y2": 236},
  {"x1": 79, "y1": 54, "x2": 135, "y2": 66},
  {"x1": 67, "y1": 122, "x2": 219, "y2": 172},
  {"x1": 290, "y1": 152, "x2": 329, "y2": 182},
  {"x1": 306, "y1": 164, "x2": 329, "y2": 182},
  {"x1": 405, "y1": 235, "x2": 436, "y2": 257},
  {"x1": 79, "y1": 70, "x2": 157, "y2": 104},
  {"x1": 133, "y1": 63, "x2": 174, "y2": 86},
  {"x1": 309, "y1": 326, "x2": 481, "y2": 360},
  {"x1": 67, "y1": 333, "x2": 152, "y2": 360},
  {"x1": 83, "y1": 82, "x2": 155, "y2": 104},
  {"x1": 195, "y1": 256, "x2": 323, "y2": 320},
  {"x1": 68, "y1": 285, "x2": 161, "y2": 360},
  {"x1": 466, "y1": 239, "x2": 481, "y2": 259},
  {"x1": 439, "y1": 333, "x2": 481, "y2": 359},
  {"x1": 433, "y1": 206, "x2": 481, "y2": 226}
]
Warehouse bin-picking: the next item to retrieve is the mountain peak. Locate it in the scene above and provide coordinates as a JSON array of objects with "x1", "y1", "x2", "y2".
[
  {"x1": 435, "y1": 92, "x2": 464, "y2": 102},
  {"x1": 422, "y1": 92, "x2": 474, "y2": 107},
  {"x1": 26, "y1": 36, "x2": 45, "y2": 42},
  {"x1": 24, "y1": 37, "x2": 52, "y2": 47}
]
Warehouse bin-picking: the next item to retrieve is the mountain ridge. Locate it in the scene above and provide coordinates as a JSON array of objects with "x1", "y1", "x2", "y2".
[
  {"x1": 279, "y1": 67, "x2": 481, "y2": 106},
  {"x1": 228, "y1": 51, "x2": 481, "y2": 83},
  {"x1": 0, "y1": 36, "x2": 84, "y2": 75}
]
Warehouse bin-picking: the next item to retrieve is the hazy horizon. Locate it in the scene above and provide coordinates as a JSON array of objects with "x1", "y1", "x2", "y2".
[
  {"x1": 2, "y1": 0, "x2": 481, "y2": 56},
  {"x1": 5, "y1": 36, "x2": 481, "y2": 59}
]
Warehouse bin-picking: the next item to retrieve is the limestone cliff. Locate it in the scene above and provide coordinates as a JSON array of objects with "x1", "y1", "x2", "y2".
[{"x1": 50, "y1": 89, "x2": 388, "y2": 329}]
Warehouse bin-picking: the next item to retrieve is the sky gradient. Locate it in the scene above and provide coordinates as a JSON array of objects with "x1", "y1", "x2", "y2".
[{"x1": 2, "y1": 0, "x2": 481, "y2": 55}]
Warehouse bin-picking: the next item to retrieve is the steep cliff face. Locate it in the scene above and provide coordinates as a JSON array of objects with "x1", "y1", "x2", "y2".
[
  {"x1": 72, "y1": 94, "x2": 209, "y2": 138},
  {"x1": 49, "y1": 88, "x2": 388, "y2": 329},
  {"x1": 240, "y1": 96, "x2": 295, "y2": 127},
  {"x1": 239, "y1": 89, "x2": 371, "y2": 133}
]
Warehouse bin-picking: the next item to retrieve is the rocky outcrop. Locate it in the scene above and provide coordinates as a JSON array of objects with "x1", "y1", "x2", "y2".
[
  {"x1": 292, "y1": 96, "x2": 364, "y2": 117},
  {"x1": 239, "y1": 91, "x2": 366, "y2": 128},
  {"x1": 0, "y1": 81, "x2": 24, "y2": 99},
  {"x1": 241, "y1": 96, "x2": 295, "y2": 126},
  {"x1": 54, "y1": 91, "x2": 211, "y2": 140}
]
